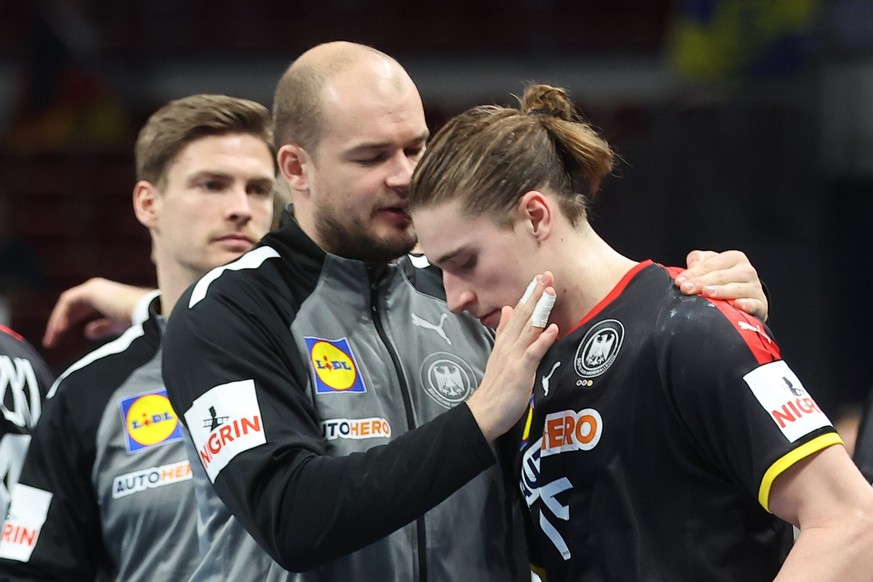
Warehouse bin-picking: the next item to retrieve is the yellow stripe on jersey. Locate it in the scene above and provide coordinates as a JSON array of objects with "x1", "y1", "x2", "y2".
[
  {"x1": 758, "y1": 432, "x2": 844, "y2": 512},
  {"x1": 521, "y1": 400, "x2": 534, "y2": 442}
]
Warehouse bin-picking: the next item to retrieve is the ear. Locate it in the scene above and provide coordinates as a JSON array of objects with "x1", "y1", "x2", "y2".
[
  {"x1": 132, "y1": 180, "x2": 160, "y2": 229},
  {"x1": 277, "y1": 144, "x2": 310, "y2": 194},
  {"x1": 517, "y1": 190, "x2": 553, "y2": 242}
]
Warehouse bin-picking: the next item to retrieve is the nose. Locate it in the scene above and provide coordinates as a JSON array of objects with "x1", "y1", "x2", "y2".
[
  {"x1": 443, "y1": 271, "x2": 475, "y2": 314},
  {"x1": 385, "y1": 151, "x2": 416, "y2": 194},
  {"x1": 226, "y1": 186, "x2": 253, "y2": 225}
]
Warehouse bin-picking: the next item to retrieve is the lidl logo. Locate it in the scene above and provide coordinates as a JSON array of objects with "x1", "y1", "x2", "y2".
[
  {"x1": 119, "y1": 388, "x2": 183, "y2": 453},
  {"x1": 305, "y1": 337, "x2": 366, "y2": 394}
]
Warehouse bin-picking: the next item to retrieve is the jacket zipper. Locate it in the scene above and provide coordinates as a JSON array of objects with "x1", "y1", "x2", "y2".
[{"x1": 369, "y1": 272, "x2": 428, "y2": 582}]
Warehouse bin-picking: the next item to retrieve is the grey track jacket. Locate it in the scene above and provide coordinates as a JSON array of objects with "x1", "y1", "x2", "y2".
[{"x1": 163, "y1": 213, "x2": 528, "y2": 582}]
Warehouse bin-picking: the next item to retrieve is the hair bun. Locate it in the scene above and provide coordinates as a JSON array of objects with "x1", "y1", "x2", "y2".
[
  {"x1": 527, "y1": 108, "x2": 558, "y2": 117},
  {"x1": 520, "y1": 84, "x2": 577, "y2": 122}
]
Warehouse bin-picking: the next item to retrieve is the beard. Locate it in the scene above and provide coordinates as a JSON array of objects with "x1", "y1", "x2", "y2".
[{"x1": 314, "y1": 204, "x2": 416, "y2": 264}]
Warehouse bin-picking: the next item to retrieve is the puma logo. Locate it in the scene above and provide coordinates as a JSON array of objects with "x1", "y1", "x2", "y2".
[
  {"x1": 411, "y1": 313, "x2": 452, "y2": 345},
  {"x1": 738, "y1": 320, "x2": 772, "y2": 344},
  {"x1": 541, "y1": 361, "x2": 561, "y2": 396}
]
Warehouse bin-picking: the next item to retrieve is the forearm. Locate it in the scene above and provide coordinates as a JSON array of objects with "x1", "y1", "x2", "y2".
[
  {"x1": 220, "y1": 403, "x2": 495, "y2": 572},
  {"x1": 768, "y1": 442, "x2": 873, "y2": 582},
  {"x1": 776, "y1": 519, "x2": 873, "y2": 581}
]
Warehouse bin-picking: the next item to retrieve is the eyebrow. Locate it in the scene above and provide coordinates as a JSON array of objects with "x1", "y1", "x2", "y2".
[
  {"x1": 346, "y1": 131, "x2": 430, "y2": 157},
  {"x1": 190, "y1": 171, "x2": 275, "y2": 183},
  {"x1": 429, "y1": 244, "x2": 469, "y2": 268}
]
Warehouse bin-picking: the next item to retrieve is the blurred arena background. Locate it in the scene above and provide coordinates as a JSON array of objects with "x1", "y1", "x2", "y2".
[{"x1": 0, "y1": 0, "x2": 871, "y2": 419}]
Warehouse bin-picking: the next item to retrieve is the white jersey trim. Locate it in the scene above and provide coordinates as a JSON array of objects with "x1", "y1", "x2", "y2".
[
  {"x1": 46, "y1": 324, "x2": 146, "y2": 400},
  {"x1": 188, "y1": 246, "x2": 280, "y2": 308}
]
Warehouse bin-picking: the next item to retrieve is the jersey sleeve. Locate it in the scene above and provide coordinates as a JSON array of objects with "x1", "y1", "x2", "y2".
[
  {"x1": 162, "y1": 274, "x2": 496, "y2": 572},
  {"x1": 0, "y1": 378, "x2": 112, "y2": 579},
  {"x1": 655, "y1": 296, "x2": 840, "y2": 512}
]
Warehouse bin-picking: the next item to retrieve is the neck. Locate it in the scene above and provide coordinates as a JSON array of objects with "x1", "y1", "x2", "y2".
[
  {"x1": 154, "y1": 262, "x2": 200, "y2": 318},
  {"x1": 548, "y1": 226, "x2": 637, "y2": 334}
]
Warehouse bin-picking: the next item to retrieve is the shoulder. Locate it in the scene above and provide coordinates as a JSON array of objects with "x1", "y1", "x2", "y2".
[
  {"x1": 49, "y1": 321, "x2": 156, "y2": 400},
  {"x1": 185, "y1": 245, "x2": 284, "y2": 311},
  {"x1": 655, "y1": 288, "x2": 781, "y2": 366},
  {"x1": 0, "y1": 325, "x2": 48, "y2": 367},
  {"x1": 0, "y1": 325, "x2": 53, "y2": 384},
  {"x1": 399, "y1": 253, "x2": 448, "y2": 301},
  {"x1": 165, "y1": 245, "x2": 306, "y2": 365}
]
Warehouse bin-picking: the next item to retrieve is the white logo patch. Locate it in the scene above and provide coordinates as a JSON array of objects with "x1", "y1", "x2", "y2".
[
  {"x1": 541, "y1": 408, "x2": 603, "y2": 458},
  {"x1": 0, "y1": 484, "x2": 52, "y2": 562},
  {"x1": 322, "y1": 417, "x2": 392, "y2": 441},
  {"x1": 112, "y1": 460, "x2": 192, "y2": 499},
  {"x1": 185, "y1": 380, "x2": 266, "y2": 482},
  {"x1": 745, "y1": 360, "x2": 831, "y2": 442}
]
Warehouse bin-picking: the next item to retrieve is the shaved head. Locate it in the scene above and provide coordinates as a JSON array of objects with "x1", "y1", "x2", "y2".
[{"x1": 272, "y1": 41, "x2": 412, "y2": 152}]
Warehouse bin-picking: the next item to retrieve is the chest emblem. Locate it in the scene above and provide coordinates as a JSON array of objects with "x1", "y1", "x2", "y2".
[
  {"x1": 305, "y1": 337, "x2": 367, "y2": 394},
  {"x1": 419, "y1": 352, "x2": 475, "y2": 409},
  {"x1": 118, "y1": 388, "x2": 183, "y2": 454},
  {"x1": 574, "y1": 319, "x2": 624, "y2": 379}
]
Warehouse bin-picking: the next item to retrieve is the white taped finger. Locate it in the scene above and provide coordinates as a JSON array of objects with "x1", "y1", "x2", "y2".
[
  {"x1": 531, "y1": 292, "x2": 556, "y2": 328},
  {"x1": 519, "y1": 277, "x2": 538, "y2": 304}
]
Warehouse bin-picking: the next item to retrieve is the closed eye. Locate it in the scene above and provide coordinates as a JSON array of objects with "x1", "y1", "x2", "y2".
[
  {"x1": 456, "y1": 255, "x2": 477, "y2": 273},
  {"x1": 354, "y1": 152, "x2": 389, "y2": 166},
  {"x1": 405, "y1": 146, "x2": 425, "y2": 160}
]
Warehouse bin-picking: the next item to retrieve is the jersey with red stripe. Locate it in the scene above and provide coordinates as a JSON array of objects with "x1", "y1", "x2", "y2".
[{"x1": 517, "y1": 261, "x2": 838, "y2": 581}]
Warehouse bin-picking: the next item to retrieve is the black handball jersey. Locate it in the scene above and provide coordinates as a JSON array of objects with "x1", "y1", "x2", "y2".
[
  {"x1": 518, "y1": 261, "x2": 839, "y2": 581},
  {"x1": 0, "y1": 326, "x2": 54, "y2": 517}
]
